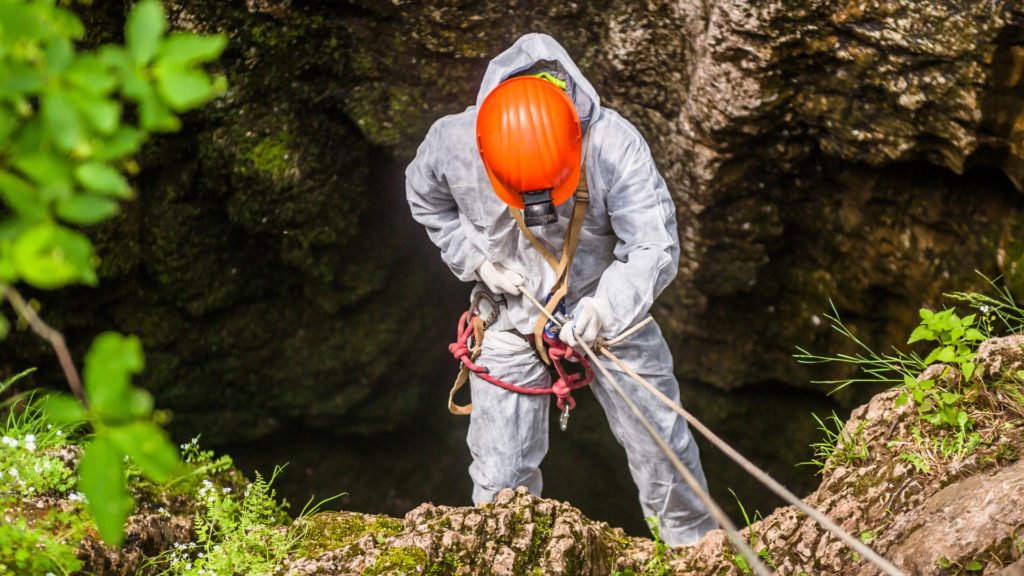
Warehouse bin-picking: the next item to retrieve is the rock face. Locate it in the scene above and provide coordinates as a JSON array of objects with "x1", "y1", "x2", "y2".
[
  {"x1": 286, "y1": 357, "x2": 1024, "y2": 575},
  {"x1": 678, "y1": 386, "x2": 1024, "y2": 575},
  {"x1": 8, "y1": 0, "x2": 1024, "y2": 443},
  {"x1": 284, "y1": 488, "x2": 654, "y2": 576}
]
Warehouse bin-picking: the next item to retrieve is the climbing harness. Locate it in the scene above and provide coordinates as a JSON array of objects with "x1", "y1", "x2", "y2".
[{"x1": 447, "y1": 292, "x2": 595, "y2": 428}]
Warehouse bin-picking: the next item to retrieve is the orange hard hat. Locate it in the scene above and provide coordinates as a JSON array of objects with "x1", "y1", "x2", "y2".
[{"x1": 476, "y1": 76, "x2": 583, "y2": 210}]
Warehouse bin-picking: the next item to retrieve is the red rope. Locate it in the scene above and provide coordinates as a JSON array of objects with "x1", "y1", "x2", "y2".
[{"x1": 448, "y1": 311, "x2": 594, "y2": 411}]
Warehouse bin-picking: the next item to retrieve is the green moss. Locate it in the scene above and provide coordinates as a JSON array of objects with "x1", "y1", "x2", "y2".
[
  {"x1": 364, "y1": 546, "x2": 428, "y2": 576},
  {"x1": 297, "y1": 512, "x2": 404, "y2": 558},
  {"x1": 247, "y1": 131, "x2": 293, "y2": 181},
  {"x1": 424, "y1": 552, "x2": 462, "y2": 576}
]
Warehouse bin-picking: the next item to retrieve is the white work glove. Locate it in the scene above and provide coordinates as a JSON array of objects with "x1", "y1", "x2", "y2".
[
  {"x1": 560, "y1": 298, "x2": 611, "y2": 349},
  {"x1": 477, "y1": 261, "x2": 524, "y2": 296}
]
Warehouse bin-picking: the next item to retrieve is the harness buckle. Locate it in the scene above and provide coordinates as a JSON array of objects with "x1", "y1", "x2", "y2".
[{"x1": 559, "y1": 403, "x2": 571, "y2": 431}]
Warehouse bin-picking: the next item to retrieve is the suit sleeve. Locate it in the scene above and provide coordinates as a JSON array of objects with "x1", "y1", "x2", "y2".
[
  {"x1": 587, "y1": 122, "x2": 680, "y2": 336},
  {"x1": 405, "y1": 122, "x2": 487, "y2": 282}
]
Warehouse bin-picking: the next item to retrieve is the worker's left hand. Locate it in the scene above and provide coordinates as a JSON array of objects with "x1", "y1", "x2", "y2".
[{"x1": 560, "y1": 298, "x2": 610, "y2": 349}]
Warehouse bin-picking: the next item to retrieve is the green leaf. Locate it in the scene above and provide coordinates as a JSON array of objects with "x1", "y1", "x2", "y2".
[
  {"x1": 919, "y1": 378, "x2": 934, "y2": 391},
  {"x1": 895, "y1": 392, "x2": 908, "y2": 407},
  {"x1": 0, "y1": 170, "x2": 46, "y2": 221},
  {"x1": 936, "y1": 346, "x2": 956, "y2": 363},
  {"x1": 74, "y1": 162, "x2": 132, "y2": 198},
  {"x1": 127, "y1": 387, "x2": 154, "y2": 418},
  {"x1": 66, "y1": 54, "x2": 119, "y2": 96},
  {"x1": 965, "y1": 560, "x2": 983, "y2": 572},
  {"x1": 964, "y1": 328, "x2": 985, "y2": 341},
  {"x1": 940, "y1": 392, "x2": 961, "y2": 404},
  {"x1": 42, "y1": 89, "x2": 84, "y2": 152},
  {"x1": 108, "y1": 422, "x2": 180, "y2": 482},
  {"x1": 0, "y1": 63, "x2": 45, "y2": 97},
  {"x1": 907, "y1": 325, "x2": 935, "y2": 344},
  {"x1": 13, "y1": 153, "x2": 73, "y2": 190},
  {"x1": 154, "y1": 66, "x2": 214, "y2": 111},
  {"x1": 41, "y1": 393, "x2": 87, "y2": 424},
  {"x1": 157, "y1": 32, "x2": 227, "y2": 66},
  {"x1": 11, "y1": 224, "x2": 98, "y2": 288},
  {"x1": 92, "y1": 126, "x2": 145, "y2": 161},
  {"x1": 919, "y1": 308, "x2": 934, "y2": 321},
  {"x1": 83, "y1": 332, "x2": 145, "y2": 420},
  {"x1": 962, "y1": 361, "x2": 976, "y2": 381},
  {"x1": 0, "y1": 108, "x2": 15, "y2": 143},
  {"x1": 78, "y1": 436, "x2": 133, "y2": 546},
  {"x1": 70, "y1": 92, "x2": 122, "y2": 136},
  {"x1": 957, "y1": 411, "x2": 970, "y2": 428},
  {"x1": 44, "y1": 36, "x2": 74, "y2": 74},
  {"x1": 56, "y1": 195, "x2": 120, "y2": 225},
  {"x1": 125, "y1": 75, "x2": 180, "y2": 132},
  {"x1": 97, "y1": 45, "x2": 131, "y2": 73},
  {"x1": 125, "y1": 0, "x2": 166, "y2": 66}
]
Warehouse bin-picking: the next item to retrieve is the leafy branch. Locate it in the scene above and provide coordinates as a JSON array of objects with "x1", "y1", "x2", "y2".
[{"x1": 0, "y1": 0, "x2": 226, "y2": 545}]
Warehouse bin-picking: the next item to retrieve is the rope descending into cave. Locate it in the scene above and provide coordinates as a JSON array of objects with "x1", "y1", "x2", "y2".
[{"x1": 517, "y1": 286, "x2": 907, "y2": 576}]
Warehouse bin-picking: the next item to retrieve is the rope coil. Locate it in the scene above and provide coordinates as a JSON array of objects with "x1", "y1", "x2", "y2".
[{"x1": 447, "y1": 310, "x2": 595, "y2": 413}]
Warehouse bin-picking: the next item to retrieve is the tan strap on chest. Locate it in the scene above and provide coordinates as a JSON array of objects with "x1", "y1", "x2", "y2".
[{"x1": 510, "y1": 139, "x2": 590, "y2": 363}]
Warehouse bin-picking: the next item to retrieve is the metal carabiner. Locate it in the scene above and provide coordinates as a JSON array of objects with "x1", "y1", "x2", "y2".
[
  {"x1": 559, "y1": 404, "x2": 571, "y2": 431},
  {"x1": 469, "y1": 290, "x2": 502, "y2": 329}
]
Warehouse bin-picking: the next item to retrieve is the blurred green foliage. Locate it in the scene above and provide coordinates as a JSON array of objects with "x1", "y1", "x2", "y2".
[{"x1": 0, "y1": 0, "x2": 225, "y2": 546}]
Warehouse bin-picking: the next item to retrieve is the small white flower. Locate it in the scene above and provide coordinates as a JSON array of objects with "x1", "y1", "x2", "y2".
[
  {"x1": 68, "y1": 491, "x2": 86, "y2": 503},
  {"x1": 56, "y1": 430, "x2": 63, "y2": 437},
  {"x1": 1, "y1": 436, "x2": 17, "y2": 448},
  {"x1": 8, "y1": 467, "x2": 18, "y2": 479},
  {"x1": 222, "y1": 487, "x2": 231, "y2": 494}
]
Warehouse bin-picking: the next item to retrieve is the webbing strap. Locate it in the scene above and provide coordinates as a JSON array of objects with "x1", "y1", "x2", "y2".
[
  {"x1": 512, "y1": 136, "x2": 591, "y2": 363},
  {"x1": 509, "y1": 209, "x2": 560, "y2": 271},
  {"x1": 448, "y1": 315, "x2": 485, "y2": 415}
]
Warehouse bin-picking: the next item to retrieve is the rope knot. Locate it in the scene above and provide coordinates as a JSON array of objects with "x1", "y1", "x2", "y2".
[{"x1": 448, "y1": 342, "x2": 470, "y2": 360}]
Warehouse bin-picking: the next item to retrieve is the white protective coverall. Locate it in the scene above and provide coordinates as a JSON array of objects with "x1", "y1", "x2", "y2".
[{"x1": 405, "y1": 33, "x2": 717, "y2": 546}]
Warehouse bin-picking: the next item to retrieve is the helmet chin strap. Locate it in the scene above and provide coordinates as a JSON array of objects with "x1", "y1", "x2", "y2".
[{"x1": 521, "y1": 189, "x2": 557, "y2": 227}]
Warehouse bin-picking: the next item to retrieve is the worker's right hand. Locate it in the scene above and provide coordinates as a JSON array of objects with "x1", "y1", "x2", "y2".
[{"x1": 477, "y1": 261, "x2": 524, "y2": 296}]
